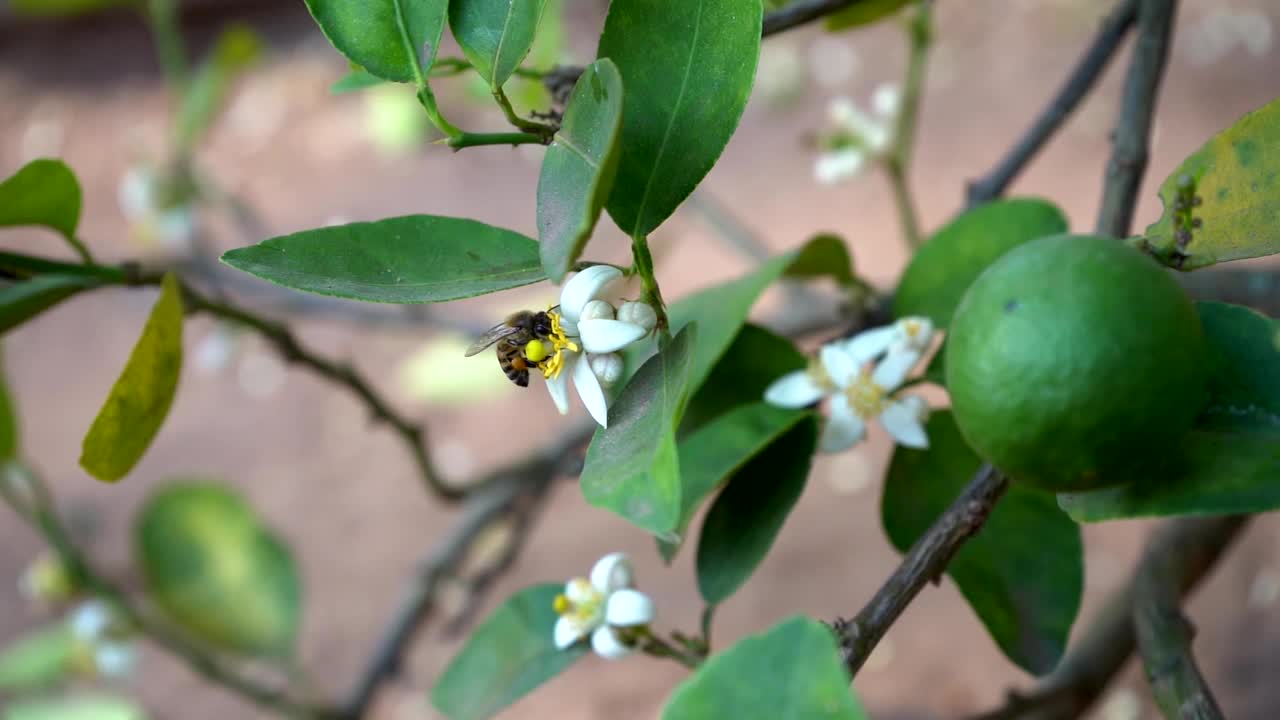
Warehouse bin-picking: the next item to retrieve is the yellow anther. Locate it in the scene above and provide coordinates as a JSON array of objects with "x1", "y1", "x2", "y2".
[
  {"x1": 537, "y1": 310, "x2": 580, "y2": 380},
  {"x1": 847, "y1": 369, "x2": 887, "y2": 417},
  {"x1": 524, "y1": 339, "x2": 549, "y2": 363},
  {"x1": 553, "y1": 594, "x2": 570, "y2": 615}
]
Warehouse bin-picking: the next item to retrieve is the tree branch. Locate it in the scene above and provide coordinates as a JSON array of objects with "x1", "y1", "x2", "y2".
[
  {"x1": 762, "y1": 0, "x2": 882, "y2": 36},
  {"x1": 967, "y1": 0, "x2": 1139, "y2": 206},
  {"x1": 833, "y1": 465, "x2": 1009, "y2": 676},
  {"x1": 966, "y1": 516, "x2": 1245, "y2": 720},
  {"x1": 1134, "y1": 517, "x2": 1237, "y2": 719},
  {"x1": 1095, "y1": 0, "x2": 1177, "y2": 237}
]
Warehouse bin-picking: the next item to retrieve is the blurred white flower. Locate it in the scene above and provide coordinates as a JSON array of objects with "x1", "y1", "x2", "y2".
[
  {"x1": 553, "y1": 553, "x2": 655, "y2": 659},
  {"x1": 1184, "y1": 9, "x2": 1273, "y2": 66},
  {"x1": 67, "y1": 599, "x2": 138, "y2": 680},
  {"x1": 814, "y1": 84, "x2": 901, "y2": 185},
  {"x1": 117, "y1": 165, "x2": 197, "y2": 253}
]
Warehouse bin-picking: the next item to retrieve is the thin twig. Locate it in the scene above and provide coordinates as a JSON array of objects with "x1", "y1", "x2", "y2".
[
  {"x1": 967, "y1": 517, "x2": 1246, "y2": 720},
  {"x1": 882, "y1": 1, "x2": 933, "y2": 250},
  {"x1": 1095, "y1": 0, "x2": 1177, "y2": 237},
  {"x1": 762, "y1": 0, "x2": 881, "y2": 36},
  {"x1": 833, "y1": 465, "x2": 1009, "y2": 676},
  {"x1": 338, "y1": 425, "x2": 592, "y2": 720},
  {"x1": 1134, "y1": 517, "x2": 1237, "y2": 719},
  {"x1": 966, "y1": 0, "x2": 1139, "y2": 206},
  {"x1": 0, "y1": 463, "x2": 339, "y2": 719}
]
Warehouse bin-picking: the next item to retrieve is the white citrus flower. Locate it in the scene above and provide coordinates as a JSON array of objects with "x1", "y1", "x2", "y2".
[
  {"x1": 93, "y1": 641, "x2": 138, "y2": 679},
  {"x1": 765, "y1": 317, "x2": 934, "y2": 452},
  {"x1": 552, "y1": 553, "x2": 655, "y2": 659},
  {"x1": 539, "y1": 266, "x2": 652, "y2": 427},
  {"x1": 69, "y1": 599, "x2": 115, "y2": 641},
  {"x1": 814, "y1": 84, "x2": 902, "y2": 185}
]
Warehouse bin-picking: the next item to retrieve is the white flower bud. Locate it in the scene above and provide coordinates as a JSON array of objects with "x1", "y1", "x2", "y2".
[
  {"x1": 579, "y1": 299, "x2": 615, "y2": 322},
  {"x1": 94, "y1": 641, "x2": 137, "y2": 679},
  {"x1": 590, "y1": 353, "x2": 624, "y2": 387},
  {"x1": 616, "y1": 302, "x2": 657, "y2": 333}
]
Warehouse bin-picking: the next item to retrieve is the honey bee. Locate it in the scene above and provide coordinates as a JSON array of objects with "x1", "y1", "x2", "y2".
[{"x1": 465, "y1": 310, "x2": 555, "y2": 387}]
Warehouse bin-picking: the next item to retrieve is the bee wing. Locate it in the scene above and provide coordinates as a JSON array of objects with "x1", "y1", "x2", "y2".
[{"x1": 464, "y1": 324, "x2": 522, "y2": 356}]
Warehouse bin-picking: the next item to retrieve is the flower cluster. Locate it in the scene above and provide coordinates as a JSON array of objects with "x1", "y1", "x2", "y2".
[
  {"x1": 814, "y1": 84, "x2": 901, "y2": 185},
  {"x1": 553, "y1": 553, "x2": 655, "y2": 659},
  {"x1": 67, "y1": 599, "x2": 137, "y2": 680},
  {"x1": 117, "y1": 165, "x2": 198, "y2": 253},
  {"x1": 766, "y1": 317, "x2": 935, "y2": 452},
  {"x1": 536, "y1": 266, "x2": 657, "y2": 428}
]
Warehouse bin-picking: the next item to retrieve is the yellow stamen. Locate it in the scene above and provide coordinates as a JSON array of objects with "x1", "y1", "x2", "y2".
[
  {"x1": 524, "y1": 339, "x2": 549, "y2": 363},
  {"x1": 537, "y1": 310, "x2": 580, "y2": 380},
  {"x1": 553, "y1": 594, "x2": 570, "y2": 615},
  {"x1": 847, "y1": 369, "x2": 887, "y2": 418}
]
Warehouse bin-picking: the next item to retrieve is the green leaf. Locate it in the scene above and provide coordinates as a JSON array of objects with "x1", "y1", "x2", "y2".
[
  {"x1": 176, "y1": 25, "x2": 263, "y2": 150},
  {"x1": 449, "y1": 0, "x2": 548, "y2": 89},
  {"x1": 783, "y1": 233, "x2": 856, "y2": 287},
  {"x1": 581, "y1": 325, "x2": 697, "y2": 537},
  {"x1": 0, "y1": 275, "x2": 101, "y2": 336},
  {"x1": 825, "y1": 0, "x2": 911, "y2": 30},
  {"x1": 1060, "y1": 302, "x2": 1280, "y2": 521},
  {"x1": 536, "y1": 59, "x2": 624, "y2": 283},
  {"x1": 330, "y1": 68, "x2": 387, "y2": 94},
  {"x1": 680, "y1": 324, "x2": 806, "y2": 435},
  {"x1": 0, "y1": 344, "x2": 15, "y2": 461},
  {"x1": 304, "y1": 0, "x2": 448, "y2": 83},
  {"x1": 1142, "y1": 96, "x2": 1280, "y2": 270},
  {"x1": 598, "y1": 0, "x2": 762, "y2": 237},
  {"x1": 894, "y1": 198, "x2": 1069, "y2": 327},
  {"x1": 663, "y1": 402, "x2": 809, "y2": 562},
  {"x1": 221, "y1": 215, "x2": 546, "y2": 303},
  {"x1": 695, "y1": 416, "x2": 817, "y2": 605},
  {"x1": 4, "y1": 694, "x2": 146, "y2": 720},
  {"x1": 884, "y1": 412, "x2": 1083, "y2": 675},
  {"x1": 431, "y1": 584, "x2": 585, "y2": 720},
  {"x1": 8, "y1": 0, "x2": 131, "y2": 16},
  {"x1": 0, "y1": 625, "x2": 75, "y2": 691},
  {"x1": 136, "y1": 481, "x2": 301, "y2": 657},
  {"x1": 662, "y1": 616, "x2": 867, "y2": 720},
  {"x1": 80, "y1": 273, "x2": 183, "y2": 483},
  {"x1": 0, "y1": 158, "x2": 82, "y2": 245}
]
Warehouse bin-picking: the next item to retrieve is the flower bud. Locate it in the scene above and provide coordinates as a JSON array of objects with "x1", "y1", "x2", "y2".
[
  {"x1": 617, "y1": 302, "x2": 657, "y2": 333},
  {"x1": 590, "y1": 353, "x2": 624, "y2": 387},
  {"x1": 580, "y1": 299, "x2": 615, "y2": 323}
]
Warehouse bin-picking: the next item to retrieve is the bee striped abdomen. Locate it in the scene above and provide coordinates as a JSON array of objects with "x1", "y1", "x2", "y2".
[{"x1": 496, "y1": 338, "x2": 531, "y2": 387}]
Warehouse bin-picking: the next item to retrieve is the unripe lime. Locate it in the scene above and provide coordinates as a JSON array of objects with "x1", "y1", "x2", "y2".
[{"x1": 946, "y1": 234, "x2": 1208, "y2": 492}]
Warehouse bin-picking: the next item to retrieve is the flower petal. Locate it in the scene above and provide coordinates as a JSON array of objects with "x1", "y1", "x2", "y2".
[
  {"x1": 764, "y1": 371, "x2": 825, "y2": 408},
  {"x1": 554, "y1": 615, "x2": 589, "y2": 650},
  {"x1": 69, "y1": 600, "x2": 113, "y2": 641},
  {"x1": 880, "y1": 398, "x2": 929, "y2": 449},
  {"x1": 871, "y1": 349, "x2": 921, "y2": 391},
  {"x1": 579, "y1": 319, "x2": 647, "y2": 354},
  {"x1": 560, "y1": 266, "x2": 622, "y2": 322},
  {"x1": 892, "y1": 316, "x2": 935, "y2": 354},
  {"x1": 573, "y1": 350, "x2": 610, "y2": 428},
  {"x1": 820, "y1": 394, "x2": 867, "y2": 452},
  {"x1": 589, "y1": 553, "x2": 634, "y2": 594},
  {"x1": 564, "y1": 577, "x2": 596, "y2": 605},
  {"x1": 819, "y1": 344, "x2": 858, "y2": 388},
  {"x1": 605, "y1": 589, "x2": 655, "y2": 628},
  {"x1": 545, "y1": 357, "x2": 574, "y2": 415},
  {"x1": 814, "y1": 149, "x2": 866, "y2": 185},
  {"x1": 590, "y1": 625, "x2": 633, "y2": 659},
  {"x1": 842, "y1": 325, "x2": 896, "y2": 365},
  {"x1": 94, "y1": 642, "x2": 137, "y2": 679},
  {"x1": 872, "y1": 83, "x2": 902, "y2": 119}
]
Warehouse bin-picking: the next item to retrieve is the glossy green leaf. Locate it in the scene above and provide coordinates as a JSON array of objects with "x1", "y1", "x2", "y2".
[
  {"x1": 0, "y1": 275, "x2": 101, "y2": 336},
  {"x1": 581, "y1": 325, "x2": 697, "y2": 537},
  {"x1": 885, "y1": 412, "x2": 1082, "y2": 675},
  {"x1": 432, "y1": 584, "x2": 585, "y2": 720},
  {"x1": 449, "y1": 0, "x2": 548, "y2": 89},
  {"x1": 537, "y1": 59, "x2": 624, "y2": 283},
  {"x1": 304, "y1": 0, "x2": 449, "y2": 83},
  {"x1": 136, "y1": 482, "x2": 301, "y2": 657},
  {"x1": 80, "y1": 273, "x2": 183, "y2": 483},
  {"x1": 695, "y1": 416, "x2": 817, "y2": 605},
  {"x1": 222, "y1": 215, "x2": 546, "y2": 303},
  {"x1": 680, "y1": 324, "x2": 806, "y2": 435},
  {"x1": 783, "y1": 233, "x2": 856, "y2": 287},
  {"x1": 1141, "y1": 96, "x2": 1280, "y2": 270},
  {"x1": 1060, "y1": 302, "x2": 1280, "y2": 521},
  {"x1": 331, "y1": 68, "x2": 387, "y2": 94},
  {"x1": 825, "y1": 0, "x2": 911, "y2": 30},
  {"x1": 0, "y1": 344, "x2": 15, "y2": 461},
  {"x1": 176, "y1": 25, "x2": 262, "y2": 150},
  {"x1": 663, "y1": 403, "x2": 809, "y2": 562},
  {"x1": 0, "y1": 625, "x2": 75, "y2": 691},
  {"x1": 0, "y1": 158, "x2": 82, "y2": 244},
  {"x1": 5, "y1": 695, "x2": 147, "y2": 720},
  {"x1": 662, "y1": 616, "x2": 867, "y2": 720},
  {"x1": 598, "y1": 0, "x2": 762, "y2": 237},
  {"x1": 894, "y1": 198, "x2": 1069, "y2": 327}
]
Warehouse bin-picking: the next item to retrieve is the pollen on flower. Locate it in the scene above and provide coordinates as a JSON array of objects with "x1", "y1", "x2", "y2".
[
  {"x1": 552, "y1": 593, "x2": 570, "y2": 614},
  {"x1": 555, "y1": 578, "x2": 603, "y2": 625},
  {"x1": 524, "y1": 339, "x2": 549, "y2": 363},
  {"x1": 537, "y1": 310, "x2": 580, "y2": 380},
  {"x1": 806, "y1": 354, "x2": 838, "y2": 392},
  {"x1": 847, "y1": 369, "x2": 887, "y2": 417}
]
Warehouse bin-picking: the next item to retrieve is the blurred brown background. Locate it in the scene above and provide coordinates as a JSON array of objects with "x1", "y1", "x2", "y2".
[{"x1": 3, "y1": 0, "x2": 1280, "y2": 718}]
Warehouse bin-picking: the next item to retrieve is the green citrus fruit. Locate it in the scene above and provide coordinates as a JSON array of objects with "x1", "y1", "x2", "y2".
[{"x1": 946, "y1": 234, "x2": 1208, "y2": 492}]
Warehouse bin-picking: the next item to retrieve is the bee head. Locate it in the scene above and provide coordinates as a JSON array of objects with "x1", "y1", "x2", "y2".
[{"x1": 533, "y1": 311, "x2": 554, "y2": 337}]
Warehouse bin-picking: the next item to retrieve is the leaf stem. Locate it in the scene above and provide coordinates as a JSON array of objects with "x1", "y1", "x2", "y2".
[
  {"x1": 491, "y1": 85, "x2": 558, "y2": 139},
  {"x1": 144, "y1": 0, "x2": 190, "y2": 91},
  {"x1": 415, "y1": 85, "x2": 463, "y2": 139},
  {"x1": 881, "y1": 1, "x2": 933, "y2": 252},
  {"x1": 636, "y1": 627, "x2": 703, "y2": 669},
  {"x1": 630, "y1": 234, "x2": 669, "y2": 334},
  {"x1": 445, "y1": 131, "x2": 546, "y2": 149}
]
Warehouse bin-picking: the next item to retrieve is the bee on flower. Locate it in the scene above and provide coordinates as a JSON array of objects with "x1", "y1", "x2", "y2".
[
  {"x1": 813, "y1": 83, "x2": 902, "y2": 185},
  {"x1": 766, "y1": 317, "x2": 934, "y2": 451}
]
